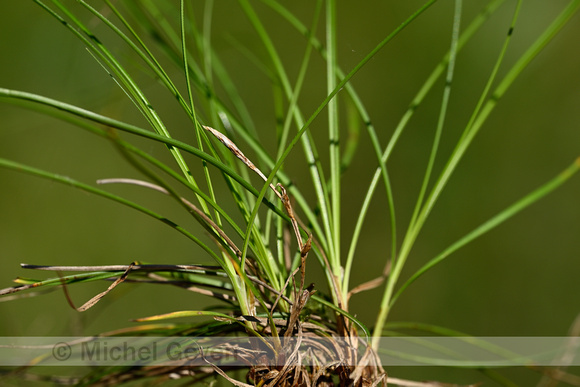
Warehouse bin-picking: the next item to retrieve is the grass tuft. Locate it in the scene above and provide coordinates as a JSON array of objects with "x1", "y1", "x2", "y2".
[{"x1": 1, "y1": 1, "x2": 579, "y2": 385}]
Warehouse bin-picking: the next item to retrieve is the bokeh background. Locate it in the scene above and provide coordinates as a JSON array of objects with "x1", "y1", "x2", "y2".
[{"x1": 1, "y1": 1, "x2": 579, "y2": 384}]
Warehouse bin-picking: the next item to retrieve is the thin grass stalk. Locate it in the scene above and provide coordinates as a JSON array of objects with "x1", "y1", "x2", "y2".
[
  {"x1": 2, "y1": 99, "x2": 252, "y2": 250},
  {"x1": 122, "y1": 2, "x2": 329, "y2": 251},
  {"x1": 455, "y1": 0, "x2": 521, "y2": 148},
  {"x1": 43, "y1": 0, "x2": 199, "y2": 197},
  {"x1": 342, "y1": 0, "x2": 507, "y2": 297},
  {"x1": 407, "y1": 0, "x2": 462, "y2": 239},
  {"x1": 0, "y1": 158, "x2": 225, "y2": 266},
  {"x1": 390, "y1": 158, "x2": 580, "y2": 307},
  {"x1": 179, "y1": 5, "x2": 281, "y2": 289},
  {"x1": 271, "y1": 0, "x2": 323, "y2": 272},
  {"x1": 178, "y1": 1, "x2": 259, "y2": 309},
  {"x1": 375, "y1": 1, "x2": 524, "y2": 343},
  {"x1": 373, "y1": 0, "x2": 580, "y2": 348},
  {"x1": 239, "y1": 0, "x2": 439, "y2": 309},
  {"x1": 237, "y1": 0, "x2": 336, "y2": 268},
  {"x1": 256, "y1": 0, "x2": 428, "y2": 303},
  {"x1": 326, "y1": 0, "x2": 341, "y2": 277},
  {"x1": 102, "y1": 0, "x2": 195, "y2": 119},
  {"x1": 179, "y1": 0, "x2": 217, "y2": 220}
]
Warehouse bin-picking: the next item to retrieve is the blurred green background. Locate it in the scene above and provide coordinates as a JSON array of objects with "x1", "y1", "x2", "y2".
[{"x1": 1, "y1": 1, "x2": 579, "y2": 384}]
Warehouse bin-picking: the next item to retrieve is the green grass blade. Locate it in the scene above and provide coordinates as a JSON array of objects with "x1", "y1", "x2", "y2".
[
  {"x1": 179, "y1": 0, "x2": 217, "y2": 221},
  {"x1": 326, "y1": 0, "x2": 341, "y2": 275},
  {"x1": 0, "y1": 88, "x2": 286, "y2": 220},
  {"x1": 86, "y1": 0, "x2": 193, "y2": 120},
  {"x1": 118, "y1": 4, "x2": 328, "y2": 250},
  {"x1": 2, "y1": 96, "x2": 250, "y2": 253},
  {"x1": 238, "y1": 0, "x2": 335, "y2": 267},
  {"x1": 5, "y1": 272, "x2": 124, "y2": 290},
  {"x1": 134, "y1": 310, "x2": 237, "y2": 323},
  {"x1": 384, "y1": 322, "x2": 530, "y2": 385},
  {"x1": 0, "y1": 158, "x2": 225, "y2": 266},
  {"x1": 392, "y1": 158, "x2": 580, "y2": 307},
  {"x1": 40, "y1": 1, "x2": 197, "y2": 190},
  {"x1": 407, "y1": 0, "x2": 462, "y2": 239},
  {"x1": 274, "y1": 0, "x2": 323, "y2": 160},
  {"x1": 134, "y1": 310, "x2": 274, "y2": 346},
  {"x1": 372, "y1": 0, "x2": 580, "y2": 345},
  {"x1": 342, "y1": 0, "x2": 507, "y2": 297},
  {"x1": 240, "y1": 0, "x2": 438, "y2": 294},
  {"x1": 409, "y1": 0, "x2": 574, "y2": 242},
  {"x1": 310, "y1": 294, "x2": 371, "y2": 342}
]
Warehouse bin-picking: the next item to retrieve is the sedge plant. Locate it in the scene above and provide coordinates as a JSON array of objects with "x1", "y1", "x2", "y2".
[{"x1": 1, "y1": 0, "x2": 579, "y2": 386}]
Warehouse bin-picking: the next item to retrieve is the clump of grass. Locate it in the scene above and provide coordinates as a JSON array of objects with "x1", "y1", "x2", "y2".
[{"x1": 1, "y1": 1, "x2": 579, "y2": 386}]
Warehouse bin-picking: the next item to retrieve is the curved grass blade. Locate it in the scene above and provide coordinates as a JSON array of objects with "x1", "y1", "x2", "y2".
[
  {"x1": 98, "y1": 178, "x2": 243, "y2": 262},
  {"x1": 0, "y1": 271, "x2": 125, "y2": 297},
  {"x1": 134, "y1": 309, "x2": 239, "y2": 323},
  {"x1": 325, "y1": 0, "x2": 341, "y2": 274},
  {"x1": 3, "y1": 97, "x2": 254, "y2": 258},
  {"x1": 407, "y1": 0, "x2": 462, "y2": 250},
  {"x1": 0, "y1": 88, "x2": 286, "y2": 219},
  {"x1": 374, "y1": 0, "x2": 580, "y2": 343},
  {"x1": 238, "y1": 0, "x2": 335, "y2": 267},
  {"x1": 310, "y1": 294, "x2": 370, "y2": 343},
  {"x1": 390, "y1": 157, "x2": 580, "y2": 307},
  {"x1": 0, "y1": 157, "x2": 224, "y2": 266},
  {"x1": 343, "y1": 0, "x2": 509, "y2": 297},
  {"x1": 83, "y1": 0, "x2": 194, "y2": 120},
  {"x1": 38, "y1": 0, "x2": 201, "y2": 196},
  {"x1": 133, "y1": 310, "x2": 271, "y2": 348},
  {"x1": 117, "y1": 1, "x2": 331, "y2": 250},
  {"x1": 243, "y1": 0, "x2": 439, "y2": 304}
]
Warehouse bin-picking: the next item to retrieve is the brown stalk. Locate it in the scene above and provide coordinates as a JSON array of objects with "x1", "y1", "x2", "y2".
[
  {"x1": 203, "y1": 125, "x2": 281, "y2": 199},
  {"x1": 76, "y1": 262, "x2": 135, "y2": 312}
]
